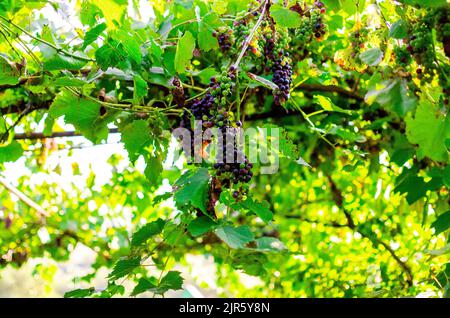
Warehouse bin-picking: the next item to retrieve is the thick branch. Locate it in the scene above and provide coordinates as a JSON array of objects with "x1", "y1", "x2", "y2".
[{"x1": 295, "y1": 83, "x2": 364, "y2": 101}]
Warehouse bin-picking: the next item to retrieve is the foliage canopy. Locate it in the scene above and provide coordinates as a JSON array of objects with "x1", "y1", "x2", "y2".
[{"x1": 0, "y1": 0, "x2": 449, "y2": 298}]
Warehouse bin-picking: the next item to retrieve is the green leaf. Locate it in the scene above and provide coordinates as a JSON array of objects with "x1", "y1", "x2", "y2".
[
  {"x1": 188, "y1": 216, "x2": 217, "y2": 237},
  {"x1": 174, "y1": 31, "x2": 195, "y2": 74},
  {"x1": 43, "y1": 55, "x2": 87, "y2": 71},
  {"x1": 131, "y1": 278, "x2": 157, "y2": 296},
  {"x1": 149, "y1": 271, "x2": 184, "y2": 295},
  {"x1": 443, "y1": 165, "x2": 450, "y2": 187},
  {"x1": 108, "y1": 257, "x2": 141, "y2": 280},
  {"x1": 341, "y1": 0, "x2": 366, "y2": 15},
  {"x1": 0, "y1": 141, "x2": 23, "y2": 163},
  {"x1": 400, "y1": 0, "x2": 447, "y2": 8},
  {"x1": 394, "y1": 174, "x2": 428, "y2": 204},
  {"x1": 95, "y1": 39, "x2": 126, "y2": 71},
  {"x1": 131, "y1": 218, "x2": 165, "y2": 246},
  {"x1": 194, "y1": 67, "x2": 217, "y2": 85},
  {"x1": 390, "y1": 148, "x2": 415, "y2": 166},
  {"x1": 431, "y1": 211, "x2": 450, "y2": 235},
  {"x1": 389, "y1": 19, "x2": 408, "y2": 39},
  {"x1": 174, "y1": 168, "x2": 210, "y2": 213},
  {"x1": 144, "y1": 155, "x2": 163, "y2": 186},
  {"x1": 365, "y1": 79, "x2": 417, "y2": 116},
  {"x1": 255, "y1": 237, "x2": 287, "y2": 251},
  {"x1": 113, "y1": 30, "x2": 142, "y2": 65},
  {"x1": 95, "y1": 0, "x2": 126, "y2": 29},
  {"x1": 133, "y1": 75, "x2": 148, "y2": 103},
  {"x1": 406, "y1": 97, "x2": 450, "y2": 162},
  {"x1": 269, "y1": 5, "x2": 301, "y2": 28},
  {"x1": 241, "y1": 198, "x2": 273, "y2": 223},
  {"x1": 49, "y1": 91, "x2": 108, "y2": 144},
  {"x1": 359, "y1": 48, "x2": 384, "y2": 66},
  {"x1": 198, "y1": 13, "x2": 223, "y2": 52},
  {"x1": 53, "y1": 76, "x2": 87, "y2": 87},
  {"x1": 425, "y1": 244, "x2": 450, "y2": 256},
  {"x1": 313, "y1": 95, "x2": 352, "y2": 114},
  {"x1": 0, "y1": 56, "x2": 19, "y2": 85},
  {"x1": 82, "y1": 22, "x2": 107, "y2": 50},
  {"x1": 215, "y1": 225, "x2": 254, "y2": 249},
  {"x1": 264, "y1": 124, "x2": 300, "y2": 161},
  {"x1": 64, "y1": 288, "x2": 95, "y2": 298},
  {"x1": 121, "y1": 120, "x2": 152, "y2": 163}
]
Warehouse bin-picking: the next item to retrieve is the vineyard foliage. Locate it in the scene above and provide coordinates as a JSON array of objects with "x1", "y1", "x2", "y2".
[{"x1": 0, "y1": 0, "x2": 450, "y2": 297}]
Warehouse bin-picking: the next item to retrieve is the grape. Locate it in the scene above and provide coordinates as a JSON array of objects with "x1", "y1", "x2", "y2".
[{"x1": 213, "y1": 26, "x2": 234, "y2": 53}]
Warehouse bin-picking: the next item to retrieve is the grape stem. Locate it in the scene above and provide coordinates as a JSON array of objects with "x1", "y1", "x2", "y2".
[{"x1": 232, "y1": 0, "x2": 269, "y2": 70}]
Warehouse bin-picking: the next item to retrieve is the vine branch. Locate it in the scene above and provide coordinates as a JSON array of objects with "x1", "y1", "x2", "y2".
[
  {"x1": 0, "y1": 15, "x2": 93, "y2": 62},
  {"x1": 0, "y1": 176, "x2": 49, "y2": 219}
]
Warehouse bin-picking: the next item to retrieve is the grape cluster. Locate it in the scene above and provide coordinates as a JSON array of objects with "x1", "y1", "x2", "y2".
[
  {"x1": 262, "y1": 20, "x2": 292, "y2": 105},
  {"x1": 213, "y1": 27, "x2": 235, "y2": 53},
  {"x1": 435, "y1": 7, "x2": 450, "y2": 58},
  {"x1": 180, "y1": 67, "x2": 254, "y2": 200},
  {"x1": 272, "y1": 52, "x2": 293, "y2": 105},
  {"x1": 406, "y1": 22, "x2": 436, "y2": 83},
  {"x1": 312, "y1": 3, "x2": 327, "y2": 39},
  {"x1": 213, "y1": 129, "x2": 253, "y2": 184},
  {"x1": 289, "y1": 1, "x2": 327, "y2": 61},
  {"x1": 350, "y1": 28, "x2": 368, "y2": 59}
]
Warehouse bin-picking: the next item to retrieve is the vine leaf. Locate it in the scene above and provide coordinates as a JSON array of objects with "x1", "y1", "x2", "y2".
[
  {"x1": 108, "y1": 257, "x2": 141, "y2": 280},
  {"x1": 95, "y1": 0, "x2": 127, "y2": 29},
  {"x1": 64, "y1": 288, "x2": 95, "y2": 298},
  {"x1": 406, "y1": 97, "x2": 450, "y2": 162},
  {"x1": 113, "y1": 30, "x2": 142, "y2": 65},
  {"x1": 359, "y1": 48, "x2": 384, "y2": 66},
  {"x1": 154, "y1": 271, "x2": 184, "y2": 294},
  {"x1": 121, "y1": 119, "x2": 152, "y2": 163},
  {"x1": 431, "y1": 211, "x2": 450, "y2": 235},
  {"x1": 0, "y1": 55, "x2": 20, "y2": 85},
  {"x1": 188, "y1": 216, "x2": 217, "y2": 237},
  {"x1": 82, "y1": 22, "x2": 107, "y2": 50},
  {"x1": 255, "y1": 237, "x2": 287, "y2": 252},
  {"x1": 197, "y1": 12, "x2": 223, "y2": 52},
  {"x1": 43, "y1": 55, "x2": 87, "y2": 71},
  {"x1": 132, "y1": 271, "x2": 183, "y2": 296},
  {"x1": 215, "y1": 225, "x2": 254, "y2": 249},
  {"x1": 173, "y1": 168, "x2": 210, "y2": 213},
  {"x1": 144, "y1": 154, "x2": 163, "y2": 186},
  {"x1": 133, "y1": 75, "x2": 148, "y2": 103},
  {"x1": 49, "y1": 91, "x2": 110, "y2": 144},
  {"x1": 131, "y1": 218, "x2": 166, "y2": 247},
  {"x1": 95, "y1": 39, "x2": 126, "y2": 71},
  {"x1": 131, "y1": 278, "x2": 157, "y2": 296},
  {"x1": 0, "y1": 141, "x2": 23, "y2": 163},
  {"x1": 425, "y1": 244, "x2": 450, "y2": 256},
  {"x1": 444, "y1": 165, "x2": 450, "y2": 187},
  {"x1": 389, "y1": 20, "x2": 408, "y2": 39},
  {"x1": 240, "y1": 198, "x2": 273, "y2": 223},
  {"x1": 269, "y1": 5, "x2": 301, "y2": 28},
  {"x1": 365, "y1": 79, "x2": 417, "y2": 116},
  {"x1": 313, "y1": 95, "x2": 352, "y2": 115},
  {"x1": 174, "y1": 31, "x2": 195, "y2": 74}
]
